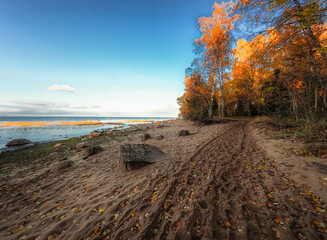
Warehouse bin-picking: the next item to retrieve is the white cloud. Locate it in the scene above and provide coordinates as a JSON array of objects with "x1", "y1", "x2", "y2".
[
  {"x1": 0, "y1": 101, "x2": 101, "y2": 116},
  {"x1": 47, "y1": 84, "x2": 76, "y2": 92},
  {"x1": 110, "y1": 86, "x2": 118, "y2": 90}
]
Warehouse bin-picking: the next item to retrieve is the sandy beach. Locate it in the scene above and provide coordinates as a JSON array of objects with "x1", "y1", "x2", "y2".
[{"x1": 0, "y1": 119, "x2": 326, "y2": 240}]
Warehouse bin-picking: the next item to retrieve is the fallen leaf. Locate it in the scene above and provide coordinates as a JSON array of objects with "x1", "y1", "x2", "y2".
[
  {"x1": 72, "y1": 208, "x2": 78, "y2": 212},
  {"x1": 195, "y1": 219, "x2": 200, "y2": 225},
  {"x1": 267, "y1": 193, "x2": 273, "y2": 198},
  {"x1": 272, "y1": 227, "x2": 280, "y2": 238},
  {"x1": 56, "y1": 203, "x2": 63, "y2": 210},
  {"x1": 274, "y1": 218, "x2": 283, "y2": 224},
  {"x1": 315, "y1": 207, "x2": 326, "y2": 213},
  {"x1": 60, "y1": 213, "x2": 68, "y2": 220},
  {"x1": 190, "y1": 193, "x2": 195, "y2": 199},
  {"x1": 313, "y1": 220, "x2": 326, "y2": 228},
  {"x1": 297, "y1": 232, "x2": 307, "y2": 240},
  {"x1": 12, "y1": 225, "x2": 24, "y2": 233},
  {"x1": 98, "y1": 208, "x2": 104, "y2": 213},
  {"x1": 130, "y1": 213, "x2": 135, "y2": 217},
  {"x1": 225, "y1": 221, "x2": 231, "y2": 227},
  {"x1": 93, "y1": 226, "x2": 99, "y2": 237}
]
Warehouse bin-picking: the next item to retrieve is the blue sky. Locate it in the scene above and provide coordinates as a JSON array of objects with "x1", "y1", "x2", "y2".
[{"x1": 0, "y1": 0, "x2": 219, "y2": 117}]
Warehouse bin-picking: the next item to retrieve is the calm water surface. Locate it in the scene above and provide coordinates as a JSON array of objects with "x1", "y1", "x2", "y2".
[{"x1": 0, "y1": 117, "x2": 172, "y2": 150}]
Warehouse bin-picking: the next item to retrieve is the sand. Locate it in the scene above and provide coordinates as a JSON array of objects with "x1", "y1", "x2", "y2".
[{"x1": 0, "y1": 120, "x2": 326, "y2": 240}]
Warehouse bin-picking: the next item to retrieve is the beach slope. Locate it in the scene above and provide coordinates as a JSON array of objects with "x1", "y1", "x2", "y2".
[{"x1": 0, "y1": 120, "x2": 326, "y2": 240}]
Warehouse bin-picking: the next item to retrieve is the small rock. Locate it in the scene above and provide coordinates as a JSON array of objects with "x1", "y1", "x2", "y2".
[
  {"x1": 85, "y1": 145, "x2": 103, "y2": 157},
  {"x1": 6, "y1": 138, "x2": 33, "y2": 147},
  {"x1": 89, "y1": 131, "x2": 100, "y2": 138},
  {"x1": 141, "y1": 133, "x2": 150, "y2": 141},
  {"x1": 51, "y1": 160, "x2": 75, "y2": 173},
  {"x1": 81, "y1": 138, "x2": 88, "y2": 141},
  {"x1": 178, "y1": 130, "x2": 189, "y2": 136},
  {"x1": 54, "y1": 143, "x2": 63, "y2": 148},
  {"x1": 155, "y1": 135, "x2": 164, "y2": 140},
  {"x1": 76, "y1": 142, "x2": 89, "y2": 149}
]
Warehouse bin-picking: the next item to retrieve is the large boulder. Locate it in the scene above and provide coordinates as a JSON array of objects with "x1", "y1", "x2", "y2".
[
  {"x1": 120, "y1": 143, "x2": 167, "y2": 171},
  {"x1": 6, "y1": 138, "x2": 33, "y2": 147}
]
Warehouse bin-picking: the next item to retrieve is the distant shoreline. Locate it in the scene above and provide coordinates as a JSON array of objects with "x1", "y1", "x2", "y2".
[{"x1": 0, "y1": 118, "x2": 174, "y2": 152}]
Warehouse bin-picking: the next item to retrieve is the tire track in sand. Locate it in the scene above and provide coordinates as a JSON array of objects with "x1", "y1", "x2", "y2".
[{"x1": 103, "y1": 121, "x2": 327, "y2": 240}]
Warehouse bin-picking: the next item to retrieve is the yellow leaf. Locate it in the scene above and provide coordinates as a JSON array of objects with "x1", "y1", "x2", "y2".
[
  {"x1": 72, "y1": 208, "x2": 78, "y2": 212},
  {"x1": 190, "y1": 193, "x2": 195, "y2": 199},
  {"x1": 131, "y1": 212, "x2": 135, "y2": 217},
  {"x1": 267, "y1": 193, "x2": 273, "y2": 198},
  {"x1": 226, "y1": 221, "x2": 231, "y2": 227},
  {"x1": 12, "y1": 225, "x2": 24, "y2": 233},
  {"x1": 315, "y1": 207, "x2": 326, "y2": 213},
  {"x1": 313, "y1": 220, "x2": 326, "y2": 228},
  {"x1": 196, "y1": 219, "x2": 200, "y2": 225},
  {"x1": 274, "y1": 218, "x2": 283, "y2": 224},
  {"x1": 93, "y1": 226, "x2": 99, "y2": 236},
  {"x1": 98, "y1": 208, "x2": 104, "y2": 213},
  {"x1": 56, "y1": 203, "x2": 63, "y2": 210}
]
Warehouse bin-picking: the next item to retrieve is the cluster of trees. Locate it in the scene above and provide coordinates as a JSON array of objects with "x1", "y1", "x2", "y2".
[{"x1": 178, "y1": 0, "x2": 327, "y2": 125}]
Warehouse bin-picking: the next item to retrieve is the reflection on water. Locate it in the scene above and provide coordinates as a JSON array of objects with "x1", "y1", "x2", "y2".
[
  {"x1": 0, "y1": 117, "x2": 173, "y2": 150},
  {"x1": 0, "y1": 124, "x2": 124, "y2": 149}
]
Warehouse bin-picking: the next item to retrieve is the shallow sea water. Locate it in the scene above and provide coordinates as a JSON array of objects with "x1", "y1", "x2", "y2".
[{"x1": 0, "y1": 117, "x2": 171, "y2": 150}]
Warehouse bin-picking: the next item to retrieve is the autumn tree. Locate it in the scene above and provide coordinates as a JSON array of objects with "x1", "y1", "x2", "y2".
[
  {"x1": 177, "y1": 72, "x2": 214, "y2": 120},
  {"x1": 180, "y1": 0, "x2": 326, "y2": 131},
  {"x1": 193, "y1": 1, "x2": 239, "y2": 118},
  {"x1": 227, "y1": 35, "x2": 271, "y2": 116},
  {"x1": 234, "y1": 0, "x2": 327, "y2": 120}
]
